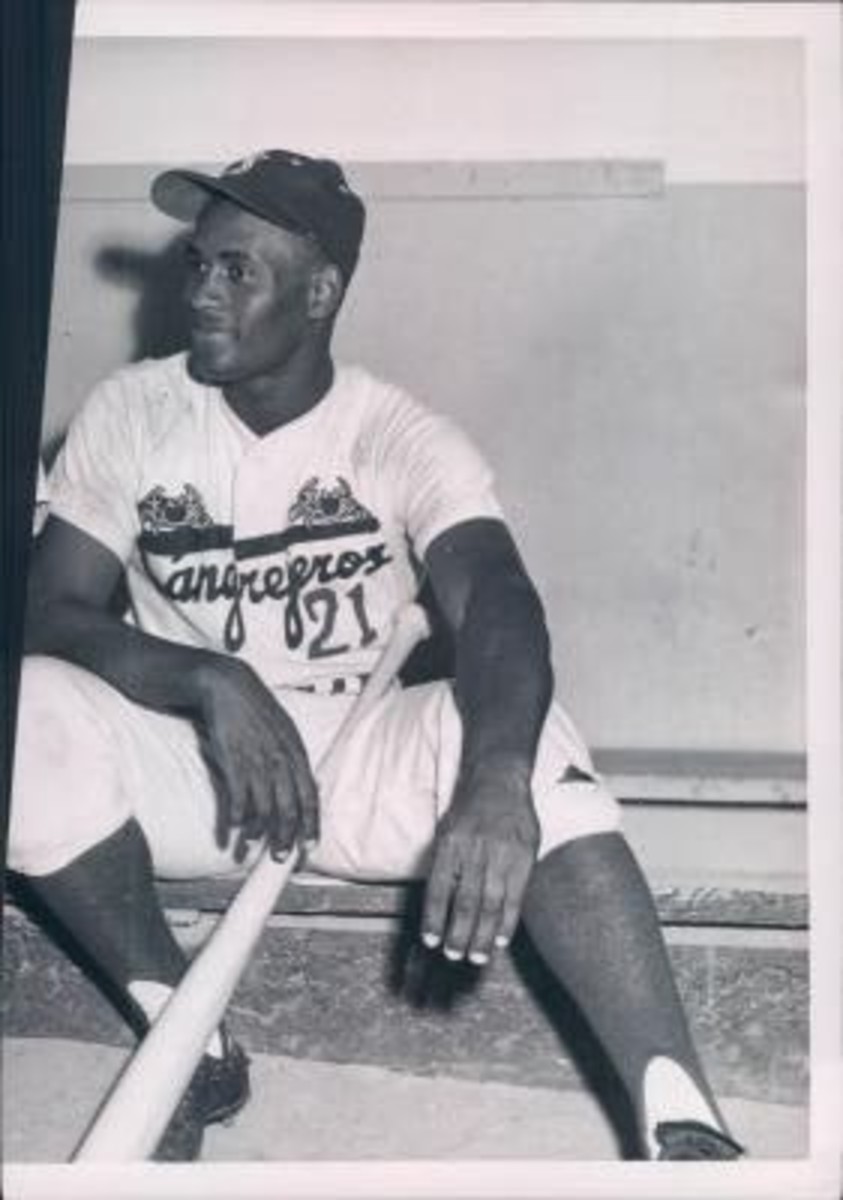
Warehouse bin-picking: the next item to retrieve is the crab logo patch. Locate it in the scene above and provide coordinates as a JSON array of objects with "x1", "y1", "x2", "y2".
[
  {"x1": 138, "y1": 484, "x2": 214, "y2": 534},
  {"x1": 288, "y1": 477, "x2": 374, "y2": 529}
]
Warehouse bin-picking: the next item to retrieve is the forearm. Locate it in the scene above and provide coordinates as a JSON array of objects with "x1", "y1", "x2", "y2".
[
  {"x1": 452, "y1": 571, "x2": 554, "y2": 787},
  {"x1": 24, "y1": 598, "x2": 228, "y2": 716},
  {"x1": 25, "y1": 593, "x2": 319, "y2": 859}
]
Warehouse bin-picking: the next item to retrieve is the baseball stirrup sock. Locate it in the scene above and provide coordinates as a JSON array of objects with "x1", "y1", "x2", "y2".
[
  {"x1": 642, "y1": 1055, "x2": 724, "y2": 1158},
  {"x1": 128, "y1": 980, "x2": 224, "y2": 1059}
]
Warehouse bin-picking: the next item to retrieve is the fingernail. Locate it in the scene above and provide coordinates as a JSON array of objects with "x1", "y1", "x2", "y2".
[
  {"x1": 494, "y1": 936, "x2": 509, "y2": 949},
  {"x1": 443, "y1": 946, "x2": 463, "y2": 962},
  {"x1": 468, "y1": 952, "x2": 489, "y2": 966},
  {"x1": 422, "y1": 932, "x2": 440, "y2": 949}
]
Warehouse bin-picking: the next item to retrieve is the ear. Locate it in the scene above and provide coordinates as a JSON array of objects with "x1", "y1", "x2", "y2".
[{"x1": 308, "y1": 263, "x2": 345, "y2": 320}]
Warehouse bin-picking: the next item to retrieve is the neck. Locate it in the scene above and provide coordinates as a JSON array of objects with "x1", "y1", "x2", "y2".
[{"x1": 223, "y1": 353, "x2": 335, "y2": 437}]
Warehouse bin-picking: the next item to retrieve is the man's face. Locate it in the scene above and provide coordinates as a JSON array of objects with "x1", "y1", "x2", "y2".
[{"x1": 183, "y1": 198, "x2": 323, "y2": 386}]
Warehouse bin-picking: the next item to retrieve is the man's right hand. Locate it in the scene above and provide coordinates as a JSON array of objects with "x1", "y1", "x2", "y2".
[
  {"x1": 27, "y1": 518, "x2": 320, "y2": 864},
  {"x1": 193, "y1": 657, "x2": 319, "y2": 863}
]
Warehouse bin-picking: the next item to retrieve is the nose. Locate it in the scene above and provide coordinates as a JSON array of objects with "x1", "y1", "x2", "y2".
[{"x1": 187, "y1": 263, "x2": 227, "y2": 311}]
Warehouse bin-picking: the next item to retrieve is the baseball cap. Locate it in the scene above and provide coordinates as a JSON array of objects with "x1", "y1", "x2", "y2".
[{"x1": 151, "y1": 149, "x2": 366, "y2": 282}]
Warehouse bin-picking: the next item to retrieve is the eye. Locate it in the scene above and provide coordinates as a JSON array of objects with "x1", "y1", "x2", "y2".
[
  {"x1": 184, "y1": 249, "x2": 209, "y2": 277},
  {"x1": 225, "y1": 262, "x2": 247, "y2": 284}
]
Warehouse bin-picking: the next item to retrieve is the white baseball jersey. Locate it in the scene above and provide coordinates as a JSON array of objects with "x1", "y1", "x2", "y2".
[{"x1": 48, "y1": 353, "x2": 504, "y2": 692}]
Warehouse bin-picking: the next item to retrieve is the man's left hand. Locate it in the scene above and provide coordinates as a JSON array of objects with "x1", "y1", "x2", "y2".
[{"x1": 421, "y1": 765, "x2": 540, "y2": 965}]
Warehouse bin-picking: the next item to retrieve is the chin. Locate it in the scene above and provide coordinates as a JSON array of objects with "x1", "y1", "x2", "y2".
[{"x1": 186, "y1": 348, "x2": 236, "y2": 385}]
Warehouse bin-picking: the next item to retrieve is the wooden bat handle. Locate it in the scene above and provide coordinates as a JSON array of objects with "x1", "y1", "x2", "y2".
[{"x1": 74, "y1": 602, "x2": 430, "y2": 1161}]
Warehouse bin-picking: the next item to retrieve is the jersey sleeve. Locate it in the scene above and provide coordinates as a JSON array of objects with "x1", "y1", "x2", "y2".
[
  {"x1": 47, "y1": 374, "x2": 142, "y2": 563},
  {"x1": 379, "y1": 393, "x2": 505, "y2": 559}
]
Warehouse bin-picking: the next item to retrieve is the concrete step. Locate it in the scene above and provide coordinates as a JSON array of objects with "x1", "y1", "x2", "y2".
[
  {"x1": 3, "y1": 893, "x2": 808, "y2": 1111},
  {"x1": 2, "y1": 1036, "x2": 808, "y2": 1164}
]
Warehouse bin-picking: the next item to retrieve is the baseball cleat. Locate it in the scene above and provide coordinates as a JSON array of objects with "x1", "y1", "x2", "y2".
[
  {"x1": 654, "y1": 1120, "x2": 745, "y2": 1161},
  {"x1": 152, "y1": 1026, "x2": 251, "y2": 1162}
]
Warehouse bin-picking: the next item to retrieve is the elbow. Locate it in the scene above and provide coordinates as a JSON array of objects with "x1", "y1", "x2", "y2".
[
  {"x1": 23, "y1": 605, "x2": 55, "y2": 657},
  {"x1": 23, "y1": 590, "x2": 71, "y2": 658},
  {"x1": 535, "y1": 609, "x2": 555, "y2": 702},
  {"x1": 506, "y1": 574, "x2": 555, "y2": 700},
  {"x1": 466, "y1": 569, "x2": 554, "y2": 669},
  {"x1": 511, "y1": 571, "x2": 552, "y2": 651}
]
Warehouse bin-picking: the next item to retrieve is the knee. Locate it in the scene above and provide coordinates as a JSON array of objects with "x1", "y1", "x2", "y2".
[
  {"x1": 15, "y1": 656, "x2": 121, "y2": 777},
  {"x1": 530, "y1": 700, "x2": 624, "y2": 859},
  {"x1": 9, "y1": 657, "x2": 129, "y2": 876},
  {"x1": 534, "y1": 778, "x2": 624, "y2": 861},
  {"x1": 16, "y1": 655, "x2": 89, "y2": 756}
]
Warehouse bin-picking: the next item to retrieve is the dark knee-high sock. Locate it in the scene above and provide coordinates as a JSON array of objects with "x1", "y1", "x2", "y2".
[
  {"x1": 521, "y1": 831, "x2": 729, "y2": 1150},
  {"x1": 23, "y1": 819, "x2": 188, "y2": 1032}
]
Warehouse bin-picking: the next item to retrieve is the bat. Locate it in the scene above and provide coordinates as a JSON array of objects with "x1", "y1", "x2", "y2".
[{"x1": 74, "y1": 601, "x2": 431, "y2": 1161}]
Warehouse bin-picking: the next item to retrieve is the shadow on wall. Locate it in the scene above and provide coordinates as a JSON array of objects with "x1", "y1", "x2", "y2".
[
  {"x1": 43, "y1": 235, "x2": 190, "y2": 467},
  {"x1": 96, "y1": 234, "x2": 192, "y2": 364}
]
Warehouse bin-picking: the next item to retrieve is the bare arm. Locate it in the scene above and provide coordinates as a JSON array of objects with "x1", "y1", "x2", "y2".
[
  {"x1": 26, "y1": 516, "x2": 318, "y2": 859},
  {"x1": 420, "y1": 517, "x2": 552, "y2": 962},
  {"x1": 28, "y1": 517, "x2": 222, "y2": 707}
]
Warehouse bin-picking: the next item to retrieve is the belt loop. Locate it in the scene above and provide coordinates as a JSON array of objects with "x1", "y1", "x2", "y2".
[{"x1": 295, "y1": 673, "x2": 371, "y2": 696}]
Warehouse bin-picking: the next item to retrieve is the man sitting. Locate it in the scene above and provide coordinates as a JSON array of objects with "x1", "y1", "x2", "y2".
[{"x1": 9, "y1": 149, "x2": 744, "y2": 1162}]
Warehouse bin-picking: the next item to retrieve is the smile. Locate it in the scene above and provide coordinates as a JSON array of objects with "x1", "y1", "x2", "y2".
[{"x1": 191, "y1": 315, "x2": 232, "y2": 335}]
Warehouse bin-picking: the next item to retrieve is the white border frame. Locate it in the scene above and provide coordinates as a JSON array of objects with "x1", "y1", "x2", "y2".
[{"x1": 5, "y1": 4, "x2": 841, "y2": 1198}]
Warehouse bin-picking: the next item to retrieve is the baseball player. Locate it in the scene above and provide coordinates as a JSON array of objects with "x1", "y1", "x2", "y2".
[{"x1": 9, "y1": 149, "x2": 744, "y2": 1162}]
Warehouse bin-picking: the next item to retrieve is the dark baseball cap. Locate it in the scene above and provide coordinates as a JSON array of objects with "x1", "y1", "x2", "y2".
[{"x1": 151, "y1": 149, "x2": 366, "y2": 282}]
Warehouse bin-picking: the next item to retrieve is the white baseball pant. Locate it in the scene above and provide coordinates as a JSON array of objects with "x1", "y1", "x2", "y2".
[{"x1": 8, "y1": 656, "x2": 622, "y2": 882}]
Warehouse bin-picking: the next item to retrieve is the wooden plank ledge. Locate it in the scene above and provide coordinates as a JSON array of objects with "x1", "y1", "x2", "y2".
[
  {"x1": 155, "y1": 873, "x2": 808, "y2": 930},
  {"x1": 596, "y1": 749, "x2": 807, "y2": 806}
]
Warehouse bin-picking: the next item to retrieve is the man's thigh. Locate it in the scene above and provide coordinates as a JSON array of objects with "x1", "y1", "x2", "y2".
[
  {"x1": 303, "y1": 681, "x2": 623, "y2": 881},
  {"x1": 9, "y1": 656, "x2": 248, "y2": 879},
  {"x1": 304, "y1": 682, "x2": 447, "y2": 882}
]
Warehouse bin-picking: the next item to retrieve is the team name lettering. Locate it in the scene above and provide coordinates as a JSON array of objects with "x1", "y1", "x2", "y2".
[{"x1": 146, "y1": 542, "x2": 392, "y2": 652}]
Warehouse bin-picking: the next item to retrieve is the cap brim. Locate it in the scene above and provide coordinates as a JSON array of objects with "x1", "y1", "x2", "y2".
[
  {"x1": 150, "y1": 168, "x2": 314, "y2": 245},
  {"x1": 150, "y1": 169, "x2": 232, "y2": 223}
]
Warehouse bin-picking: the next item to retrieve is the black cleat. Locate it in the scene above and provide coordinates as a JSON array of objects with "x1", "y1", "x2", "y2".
[
  {"x1": 152, "y1": 1027, "x2": 251, "y2": 1162},
  {"x1": 655, "y1": 1120, "x2": 745, "y2": 1161}
]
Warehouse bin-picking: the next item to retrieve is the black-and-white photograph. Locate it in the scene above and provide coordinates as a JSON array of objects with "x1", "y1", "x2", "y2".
[{"x1": 2, "y1": 3, "x2": 841, "y2": 1198}]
